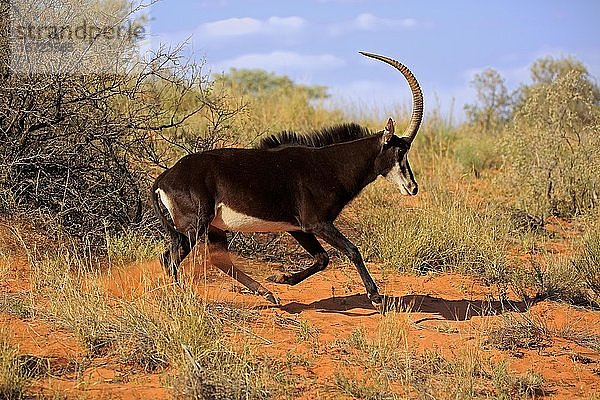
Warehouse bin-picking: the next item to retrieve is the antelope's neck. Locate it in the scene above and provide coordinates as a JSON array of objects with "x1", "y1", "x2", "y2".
[{"x1": 325, "y1": 133, "x2": 384, "y2": 198}]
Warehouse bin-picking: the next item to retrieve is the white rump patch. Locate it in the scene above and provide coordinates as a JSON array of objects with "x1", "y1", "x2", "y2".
[
  {"x1": 156, "y1": 188, "x2": 177, "y2": 228},
  {"x1": 211, "y1": 203, "x2": 298, "y2": 233}
]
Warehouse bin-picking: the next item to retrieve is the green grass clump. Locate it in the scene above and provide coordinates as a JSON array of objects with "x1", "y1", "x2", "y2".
[
  {"x1": 106, "y1": 231, "x2": 164, "y2": 267},
  {"x1": 526, "y1": 225, "x2": 600, "y2": 308},
  {"x1": 350, "y1": 180, "x2": 508, "y2": 282},
  {"x1": 0, "y1": 294, "x2": 32, "y2": 319},
  {"x1": 453, "y1": 128, "x2": 502, "y2": 177}
]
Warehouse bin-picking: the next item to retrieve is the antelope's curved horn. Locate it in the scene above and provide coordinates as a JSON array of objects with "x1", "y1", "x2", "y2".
[{"x1": 359, "y1": 51, "x2": 423, "y2": 143}]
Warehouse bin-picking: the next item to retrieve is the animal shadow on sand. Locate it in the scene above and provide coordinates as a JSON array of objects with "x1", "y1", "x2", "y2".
[{"x1": 281, "y1": 293, "x2": 533, "y2": 321}]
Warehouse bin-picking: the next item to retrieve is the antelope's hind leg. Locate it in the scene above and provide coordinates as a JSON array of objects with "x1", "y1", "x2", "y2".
[
  {"x1": 267, "y1": 231, "x2": 329, "y2": 285},
  {"x1": 207, "y1": 227, "x2": 279, "y2": 304},
  {"x1": 161, "y1": 232, "x2": 196, "y2": 283},
  {"x1": 160, "y1": 204, "x2": 210, "y2": 284}
]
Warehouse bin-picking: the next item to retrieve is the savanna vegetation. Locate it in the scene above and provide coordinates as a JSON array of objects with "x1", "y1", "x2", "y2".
[{"x1": 0, "y1": 1, "x2": 599, "y2": 398}]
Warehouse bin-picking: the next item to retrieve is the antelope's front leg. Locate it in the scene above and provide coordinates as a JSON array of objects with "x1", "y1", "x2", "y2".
[{"x1": 309, "y1": 222, "x2": 382, "y2": 307}]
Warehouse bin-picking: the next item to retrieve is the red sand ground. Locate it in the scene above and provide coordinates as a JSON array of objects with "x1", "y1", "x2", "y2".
[{"x1": 2, "y1": 246, "x2": 599, "y2": 399}]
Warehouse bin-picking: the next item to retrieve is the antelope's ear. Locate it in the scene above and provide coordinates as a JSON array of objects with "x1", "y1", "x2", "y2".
[{"x1": 382, "y1": 118, "x2": 395, "y2": 144}]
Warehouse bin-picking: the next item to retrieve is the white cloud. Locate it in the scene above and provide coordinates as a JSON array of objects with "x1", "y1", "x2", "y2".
[
  {"x1": 200, "y1": 16, "x2": 306, "y2": 37},
  {"x1": 330, "y1": 13, "x2": 419, "y2": 36},
  {"x1": 210, "y1": 51, "x2": 344, "y2": 73},
  {"x1": 152, "y1": 16, "x2": 308, "y2": 52},
  {"x1": 202, "y1": 17, "x2": 263, "y2": 36},
  {"x1": 354, "y1": 13, "x2": 378, "y2": 30},
  {"x1": 355, "y1": 13, "x2": 417, "y2": 30},
  {"x1": 267, "y1": 16, "x2": 305, "y2": 30}
]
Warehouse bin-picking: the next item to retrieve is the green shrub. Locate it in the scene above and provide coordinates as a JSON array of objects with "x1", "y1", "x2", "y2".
[
  {"x1": 213, "y1": 68, "x2": 344, "y2": 146},
  {"x1": 464, "y1": 67, "x2": 512, "y2": 134},
  {"x1": 502, "y1": 70, "x2": 600, "y2": 219}
]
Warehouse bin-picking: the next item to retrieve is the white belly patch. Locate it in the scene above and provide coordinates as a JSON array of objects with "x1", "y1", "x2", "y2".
[{"x1": 211, "y1": 203, "x2": 298, "y2": 233}]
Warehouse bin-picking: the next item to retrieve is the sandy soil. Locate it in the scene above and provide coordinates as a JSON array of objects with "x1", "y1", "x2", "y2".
[{"x1": 1, "y1": 242, "x2": 599, "y2": 399}]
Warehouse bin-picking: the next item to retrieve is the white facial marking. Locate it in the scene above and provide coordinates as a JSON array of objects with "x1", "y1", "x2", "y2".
[
  {"x1": 156, "y1": 188, "x2": 177, "y2": 228},
  {"x1": 212, "y1": 203, "x2": 298, "y2": 233},
  {"x1": 385, "y1": 162, "x2": 410, "y2": 195}
]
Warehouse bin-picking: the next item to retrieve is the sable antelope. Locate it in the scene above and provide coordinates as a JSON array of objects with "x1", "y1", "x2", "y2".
[{"x1": 151, "y1": 52, "x2": 423, "y2": 307}]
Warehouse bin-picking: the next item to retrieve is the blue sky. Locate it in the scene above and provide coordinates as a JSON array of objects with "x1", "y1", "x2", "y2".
[{"x1": 147, "y1": 0, "x2": 600, "y2": 118}]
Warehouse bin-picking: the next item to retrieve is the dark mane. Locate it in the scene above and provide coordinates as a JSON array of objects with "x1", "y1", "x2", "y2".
[{"x1": 254, "y1": 123, "x2": 372, "y2": 149}]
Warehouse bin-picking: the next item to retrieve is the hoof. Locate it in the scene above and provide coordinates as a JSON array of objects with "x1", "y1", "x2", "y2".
[
  {"x1": 372, "y1": 295, "x2": 403, "y2": 314},
  {"x1": 368, "y1": 293, "x2": 385, "y2": 313},
  {"x1": 267, "y1": 273, "x2": 293, "y2": 285},
  {"x1": 368, "y1": 293, "x2": 382, "y2": 304},
  {"x1": 263, "y1": 292, "x2": 280, "y2": 305}
]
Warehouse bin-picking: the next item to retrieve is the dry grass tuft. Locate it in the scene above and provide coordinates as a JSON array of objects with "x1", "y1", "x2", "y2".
[
  {"x1": 174, "y1": 345, "x2": 272, "y2": 400},
  {"x1": 492, "y1": 360, "x2": 546, "y2": 399},
  {"x1": 487, "y1": 309, "x2": 600, "y2": 359},
  {"x1": 332, "y1": 311, "x2": 550, "y2": 399},
  {"x1": 333, "y1": 371, "x2": 391, "y2": 400},
  {"x1": 0, "y1": 331, "x2": 28, "y2": 400},
  {"x1": 485, "y1": 312, "x2": 552, "y2": 353},
  {"x1": 23, "y1": 241, "x2": 286, "y2": 398}
]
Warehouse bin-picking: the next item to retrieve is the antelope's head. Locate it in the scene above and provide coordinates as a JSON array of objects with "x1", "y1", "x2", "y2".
[
  {"x1": 379, "y1": 118, "x2": 418, "y2": 195},
  {"x1": 361, "y1": 52, "x2": 423, "y2": 196}
]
